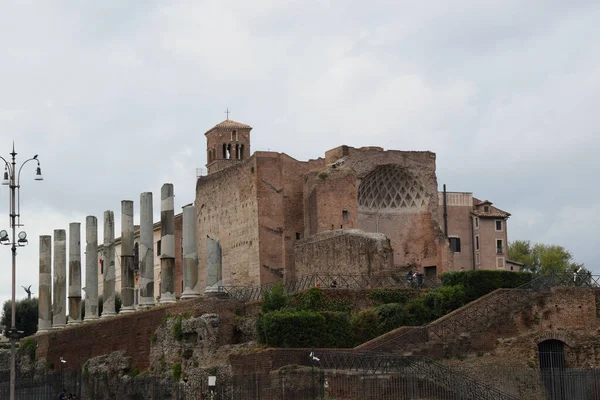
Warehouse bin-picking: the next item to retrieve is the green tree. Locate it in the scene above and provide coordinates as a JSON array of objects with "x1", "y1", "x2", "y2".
[
  {"x1": 508, "y1": 240, "x2": 585, "y2": 275},
  {"x1": 1, "y1": 297, "x2": 38, "y2": 337}
]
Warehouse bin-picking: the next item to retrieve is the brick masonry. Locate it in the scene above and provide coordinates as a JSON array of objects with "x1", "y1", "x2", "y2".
[{"x1": 35, "y1": 297, "x2": 239, "y2": 372}]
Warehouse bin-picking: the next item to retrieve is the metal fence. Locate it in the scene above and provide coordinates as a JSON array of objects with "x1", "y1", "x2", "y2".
[{"x1": 218, "y1": 271, "x2": 441, "y2": 302}]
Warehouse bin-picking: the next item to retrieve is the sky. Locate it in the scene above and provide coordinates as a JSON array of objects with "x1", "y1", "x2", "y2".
[{"x1": 0, "y1": 0, "x2": 599, "y2": 307}]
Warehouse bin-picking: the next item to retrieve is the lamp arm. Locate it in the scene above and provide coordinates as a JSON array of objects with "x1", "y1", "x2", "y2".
[
  {"x1": 15, "y1": 158, "x2": 38, "y2": 227},
  {"x1": 0, "y1": 156, "x2": 11, "y2": 174}
]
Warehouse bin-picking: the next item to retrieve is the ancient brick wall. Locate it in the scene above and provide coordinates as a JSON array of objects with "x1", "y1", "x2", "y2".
[
  {"x1": 303, "y1": 166, "x2": 358, "y2": 236},
  {"x1": 306, "y1": 147, "x2": 451, "y2": 274},
  {"x1": 35, "y1": 297, "x2": 239, "y2": 372},
  {"x1": 196, "y1": 158, "x2": 260, "y2": 289},
  {"x1": 294, "y1": 229, "x2": 393, "y2": 276},
  {"x1": 437, "y1": 192, "x2": 474, "y2": 271}
]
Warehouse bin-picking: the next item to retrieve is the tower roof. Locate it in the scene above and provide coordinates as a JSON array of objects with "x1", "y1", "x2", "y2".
[{"x1": 204, "y1": 119, "x2": 252, "y2": 135}]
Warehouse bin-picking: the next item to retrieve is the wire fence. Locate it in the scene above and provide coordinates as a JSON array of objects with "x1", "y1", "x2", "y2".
[{"x1": 6, "y1": 367, "x2": 600, "y2": 399}]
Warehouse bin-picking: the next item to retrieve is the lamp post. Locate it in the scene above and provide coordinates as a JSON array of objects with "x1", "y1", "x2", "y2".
[{"x1": 0, "y1": 143, "x2": 43, "y2": 400}]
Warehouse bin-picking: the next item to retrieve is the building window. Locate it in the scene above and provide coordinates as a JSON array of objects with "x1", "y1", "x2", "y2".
[
  {"x1": 231, "y1": 130, "x2": 238, "y2": 142},
  {"x1": 100, "y1": 259, "x2": 104, "y2": 274},
  {"x1": 342, "y1": 209, "x2": 349, "y2": 224},
  {"x1": 474, "y1": 217, "x2": 479, "y2": 230},
  {"x1": 496, "y1": 257, "x2": 505, "y2": 269},
  {"x1": 295, "y1": 232, "x2": 301, "y2": 240},
  {"x1": 496, "y1": 239, "x2": 503, "y2": 254},
  {"x1": 475, "y1": 235, "x2": 480, "y2": 250},
  {"x1": 157, "y1": 240, "x2": 161, "y2": 256},
  {"x1": 495, "y1": 220, "x2": 503, "y2": 231},
  {"x1": 449, "y1": 237, "x2": 461, "y2": 253},
  {"x1": 484, "y1": 205, "x2": 490, "y2": 212},
  {"x1": 475, "y1": 252, "x2": 480, "y2": 265}
]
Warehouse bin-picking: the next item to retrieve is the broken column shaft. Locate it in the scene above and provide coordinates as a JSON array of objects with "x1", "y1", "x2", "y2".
[
  {"x1": 120, "y1": 200, "x2": 135, "y2": 313},
  {"x1": 160, "y1": 183, "x2": 176, "y2": 303},
  {"x1": 68, "y1": 222, "x2": 82, "y2": 324},
  {"x1": 52, "y1": 229, "x2": 66, "y2": 328},
  {"x1": 101, "y1": 211, "x2": 116, "y2": 318},
  {"x1": 139, "y1": 192, "x2": 155, "y2": 308},
  {"x1": 205, "y1": 237, "x2": 222, "y2": 294},
  {"x1": 84, "y1": 216, "x2": 99, "y2": 321},
  {"x1": 181, "y1": 204, "x2": 200, "y2": 299},
  {"x1": 38, "y1": 235, "x2": 52, "y2": 333}
]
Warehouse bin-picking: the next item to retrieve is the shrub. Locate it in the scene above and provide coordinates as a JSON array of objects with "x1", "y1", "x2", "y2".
[
  {"x1": 440, "y1": 271, "x2": 532, "y2": 301},
  {"x1": 172, "y1": 363, "x2": 182, "y2": 381},
  {"x1": 19, "y1": 337, "x2": 36, "y2": 361},
  {"x1": 172, "y1": 316, "x2": 184, "y2": 341},
  {"x1": 321, "y1": 312, "x2": 353, "y2": 348},
  {"x1": 258, "y1": 310, "x2": 326, "y2": 347},
  {"x1": 295, "y1": 287, "x2": 324, "y2": 311},
  {"x1": 368, "y1": 289, "x2": 413, "y2": 305},
  {"x1": 350, "y1": 309, "x2": 381, "y2": 345},
  {"x1": 261, "y1": 283, "x2": 290, "y2": 313},
  {"x1": 375, "y1": 303, "x2": 410, "y2": 333}
]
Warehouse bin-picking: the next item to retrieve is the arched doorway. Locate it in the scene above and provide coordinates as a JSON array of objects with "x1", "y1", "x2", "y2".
[{"x1": 538, "y1": 339, "x2": 566, "y2": 399}]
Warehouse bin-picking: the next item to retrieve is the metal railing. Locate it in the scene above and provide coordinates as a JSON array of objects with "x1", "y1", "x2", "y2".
[{"x1": 218, "y1": 271, "x2": 441, "y2": 302}]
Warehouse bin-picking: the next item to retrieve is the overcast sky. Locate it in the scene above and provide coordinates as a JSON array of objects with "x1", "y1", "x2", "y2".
[{"x1": 0, "y1": 1, "x2": 598, "y2": 307}]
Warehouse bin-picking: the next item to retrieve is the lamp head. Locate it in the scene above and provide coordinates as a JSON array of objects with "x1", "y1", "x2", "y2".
[
  {"x1": 34, "y1": 166, "x2": 43, "y2": 181},
  {"x1": 2, "y1": 168, "x2": 8, "y2": 185},
  {"x1": 0, "y1": 230, "x2": 8, "y2": 243},
  {"x1": 17, "y1": 231, "x2": 27, "y2": 245}
]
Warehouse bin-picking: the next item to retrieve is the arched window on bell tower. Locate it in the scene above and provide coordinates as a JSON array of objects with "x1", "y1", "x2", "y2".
[
  {"x1": 240, "y1": 144, "x2": 245, "y2": 160},
  {"x1": 222, "y1": 143, "x2": 227, "y2": 159}
]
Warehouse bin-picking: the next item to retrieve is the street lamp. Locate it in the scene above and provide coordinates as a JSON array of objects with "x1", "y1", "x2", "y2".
[{"x1": 0, "y1": 143, "x2": 43, "y2": 400}]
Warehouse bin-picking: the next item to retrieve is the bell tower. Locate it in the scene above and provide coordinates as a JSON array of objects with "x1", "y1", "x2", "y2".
[{"x1": 205, "y1": 118, "x2": 252, "y2": 175}]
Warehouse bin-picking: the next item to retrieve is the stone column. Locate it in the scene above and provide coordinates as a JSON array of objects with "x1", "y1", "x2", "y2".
[
  {"x1": 139, "y1": 192, "x2": 155, "y2": 307},
  {"x1": 160, "y1": 183, "x2": 176, "y2": 303},
  {"x1": 67, "y1": 223, "x2": 82, "y2": 325},
  {"x1": 181, "y1": 204, "x2": 200, "y2": 299},
  {"x1": 205, "y1": 237, "x2": 222, "y2": 294},
  {"x1": 120, "y1": 200, "x2": 136, "y2": 313},
  {"x1": 52, "y1": 229, "x2": 66, "y2": 328},
  {"x1": 38, "y1": 235, "x2": 52, "y2": 333},
  {"x1": 84, "y1": 216, "x2": 99, "y2": 321},
  {"x1": 101, "y1": 211, "x2": 117, "y2": 318}
]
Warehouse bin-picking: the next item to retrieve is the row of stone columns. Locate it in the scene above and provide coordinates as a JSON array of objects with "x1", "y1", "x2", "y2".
[{"x1": 37, "y1": 183, "x2": 201, "y2": 333}]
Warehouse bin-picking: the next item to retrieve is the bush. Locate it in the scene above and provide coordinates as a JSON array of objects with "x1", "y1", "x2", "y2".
[
  {"x1": 350, "y1": 309, "x2": 381, "y2": 345},
  {"x1": 375, "y1": 303, "x2": 410, "y2": 333},
  {"x1": 295, "y1": 287, "x2": 324, "y2": 311},
  {"x1": 321, "y1": 312, "x2": 353, "y2": 348},
  {"x1": 261, "y1": 284, "x2": 289, "y2": 313},
  {"x1": 368, "y1": 289, "x2": 414, "y2": 305},
  {"x1": 172, "y1": 363, "x2": 182, "y2": 381},
  {"x1": 19, "y1": 337, "x2": 36, "y2": 361},
  {"x1": 440, "y1": 271, "x2": 532, "y2": 301},
  {"x1": 258, "y1": 310, "x2": 326, "y2": 347}
]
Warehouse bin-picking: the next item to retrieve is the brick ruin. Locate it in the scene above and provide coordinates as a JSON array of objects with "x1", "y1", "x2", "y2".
[{"x1": 197, "y1": 119, "x2": 452, "y2": 290}]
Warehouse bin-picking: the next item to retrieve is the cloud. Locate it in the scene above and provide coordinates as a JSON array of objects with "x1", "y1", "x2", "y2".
[{"x1": 0, "y1": 0, "x2": 599, "y2": 307}]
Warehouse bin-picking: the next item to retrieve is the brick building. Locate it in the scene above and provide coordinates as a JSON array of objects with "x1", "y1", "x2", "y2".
[
  {"x1": 437, "y1": 192, "x2": 512, "y2": 271},
  {"x1": 194, "y1": 118, "x2": 474, "y2": 290}
]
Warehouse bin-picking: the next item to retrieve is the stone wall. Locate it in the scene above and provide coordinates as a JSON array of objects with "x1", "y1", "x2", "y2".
[
  {"x1": 255, "y1": 153, "x2": 309, "y2": 284},
  {"x1": 295, "y1": 229, "x2": 393, "y2": 276},
  {"x1": 196, "y1": 159, "x2": 260, "y2": 289},
  {"x1": 306, "y1": 147, "x2": 451, "y2": 274},
  {"x1": 34, "y1": 297, "x2": 239, "y2": 372}
]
